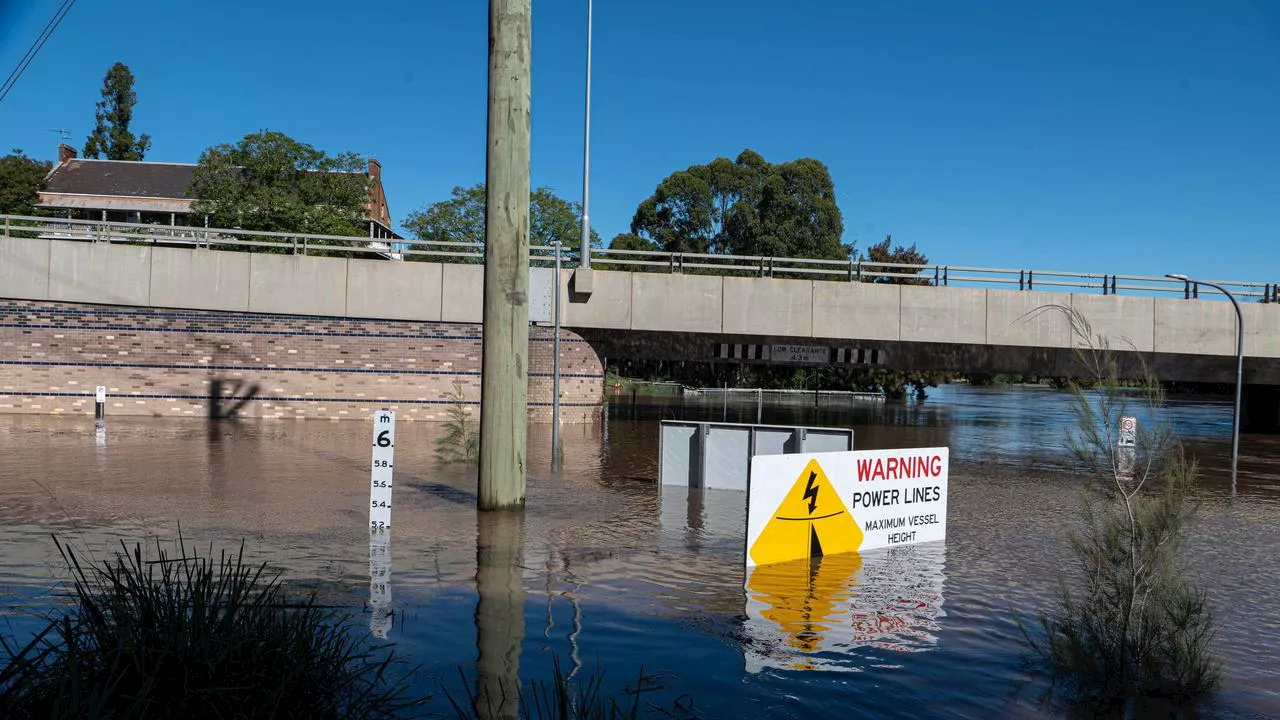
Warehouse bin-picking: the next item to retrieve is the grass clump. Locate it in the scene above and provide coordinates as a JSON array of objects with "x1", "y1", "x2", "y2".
[
  {"x1": 436, "y1": 380, "x2": 479, "y2": 465},
  {"x1": 0, "y1": 536, "x2": 422, "y2": 719},
  {"x1": 1021, "y1": 306, "x2": 1222, "y2": 711}
]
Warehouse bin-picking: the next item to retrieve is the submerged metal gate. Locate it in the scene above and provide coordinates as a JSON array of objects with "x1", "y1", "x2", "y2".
[{"x1": 658, "y1": 420, "x2": 854, "y2": 491}]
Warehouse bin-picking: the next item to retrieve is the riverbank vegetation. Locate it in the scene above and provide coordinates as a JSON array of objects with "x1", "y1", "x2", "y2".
[
  {"x1": 1021, "y1": 307, "x2": 1221, "y2": 711},
  {"x1": 0, "y1": 537, "x2": 422, "y2": 719}
]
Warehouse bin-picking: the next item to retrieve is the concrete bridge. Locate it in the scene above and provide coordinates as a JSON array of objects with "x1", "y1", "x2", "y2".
[{"x1": 3, "y1": 227, "x2": 1279, "y2": 425}]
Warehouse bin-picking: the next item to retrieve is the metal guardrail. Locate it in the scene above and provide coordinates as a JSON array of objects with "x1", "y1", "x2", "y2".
[{"x1": 2, "y1": 213, "x2": 1275, "y2": 302}]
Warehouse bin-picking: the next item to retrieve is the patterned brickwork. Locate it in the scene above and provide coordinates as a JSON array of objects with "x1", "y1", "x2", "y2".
[{"x1": 0, "y1": 301, "x2": 603, "y2": 422}]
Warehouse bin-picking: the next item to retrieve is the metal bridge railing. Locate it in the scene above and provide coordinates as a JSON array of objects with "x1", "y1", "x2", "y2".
[{"x1": 2, "y1": 213, "x2": 1274, "y2": 302}]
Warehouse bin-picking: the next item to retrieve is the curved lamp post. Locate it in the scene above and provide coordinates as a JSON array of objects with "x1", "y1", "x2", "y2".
[{"x1": 1166, "y1": 273, "x2": 1243, "y2": 493}]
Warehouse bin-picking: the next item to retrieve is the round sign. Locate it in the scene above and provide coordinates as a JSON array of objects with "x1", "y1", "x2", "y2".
[{"x1": 1121, "y1": 418, "x2": 1135, "y2": 432}]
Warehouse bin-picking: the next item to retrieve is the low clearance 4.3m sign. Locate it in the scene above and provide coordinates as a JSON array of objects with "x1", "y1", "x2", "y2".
[{"x1": 746, "y1": 448, "x2": 948, "y2": 568}]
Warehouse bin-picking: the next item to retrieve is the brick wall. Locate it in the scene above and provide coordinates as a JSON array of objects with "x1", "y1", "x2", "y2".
[{"x1": 0, "y1": 300, "x2": 603, "y2": 422}]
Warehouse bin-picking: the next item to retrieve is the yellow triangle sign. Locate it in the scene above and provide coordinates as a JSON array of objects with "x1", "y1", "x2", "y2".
[{"x1": 749, "y1": 458, "x2": 863, "y2": 567}]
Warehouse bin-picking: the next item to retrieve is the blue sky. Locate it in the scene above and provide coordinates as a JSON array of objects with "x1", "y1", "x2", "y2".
[{"x1": 2, "y1": 0, "x2": 1277, "y2": 281}]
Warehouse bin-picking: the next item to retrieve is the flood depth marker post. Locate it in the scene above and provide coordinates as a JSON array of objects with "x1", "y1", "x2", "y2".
[{"x1": 370, "y1": 410, "x2": 395, "y2": 531}]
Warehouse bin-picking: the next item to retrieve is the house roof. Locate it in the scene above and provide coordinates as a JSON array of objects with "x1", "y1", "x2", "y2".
[{"x1": 41, "y1": 159, "x2": 197, "y2": 200}]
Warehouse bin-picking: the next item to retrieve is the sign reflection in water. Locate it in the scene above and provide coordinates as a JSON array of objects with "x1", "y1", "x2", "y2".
[
  {"x1": 743, "y1": 542, "x2": 948, "y2": 673},
  {"x1": 369, "y1": 529, "x2": 392, "y2": 640}
]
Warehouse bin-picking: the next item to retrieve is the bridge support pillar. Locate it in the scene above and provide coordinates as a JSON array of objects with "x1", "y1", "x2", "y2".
[{"x1": 1242, "y1": 385, "x2": 1280, "y2": 434}]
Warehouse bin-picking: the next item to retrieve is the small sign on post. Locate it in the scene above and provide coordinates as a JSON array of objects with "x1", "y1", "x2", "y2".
[
  {"x1": 95, "y1": 386, "x2": 106, "y2": 420},
  {"x1": 1118, "y1": 416, "x2": 1137, "y2": 478},
  {"x1": 370, "y1": 410, "x2": 396, "y2": 531}
]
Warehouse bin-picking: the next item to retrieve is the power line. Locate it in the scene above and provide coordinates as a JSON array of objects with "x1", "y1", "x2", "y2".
[{"x1": 0, "y1": 0, "x2": 78, "y2": 106}]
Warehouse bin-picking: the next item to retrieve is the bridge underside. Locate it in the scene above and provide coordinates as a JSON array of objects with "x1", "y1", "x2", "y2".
[
  {"x1": 578, "y1": 329, "x2": 1280, "y2": 432},
  {"x1": 577, "y1": 329, "x2": 1280, "y2": 385}
]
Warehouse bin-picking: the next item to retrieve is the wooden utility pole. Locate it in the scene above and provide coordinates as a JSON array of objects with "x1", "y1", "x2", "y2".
[{"x1": 478, "y1": 0, "x2": 531, "y2": 510}]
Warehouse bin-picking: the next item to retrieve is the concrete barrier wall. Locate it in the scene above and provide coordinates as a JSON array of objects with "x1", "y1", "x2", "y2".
[
  {"x1": 723, "y1": 277, "x2": 813, "y2": 336},
  {"x1": 149, "y1": 246, "x2": 250, "y2": 312},
  {"x1": 811, "y1": 281, "x2": 900, "y2": 341},
  {"x1": 631, "y1": 273, "x2": 723, "y2": 333},
  {"x1": 4, "y1": 239, "x2": 1278, "y2": 363},
  {"x1": 986, "y1": 290, "x2": 1071, "y2": 348},
  {"x1": 1069, "y1": 295, "x2": 1154, "y2": 352},
  {"x1": 0, "y1": 236, "x2": 50, "y2": 300},
  {"x1": 49, "y1": 241, "x2": 152, "y2": 306},
  {"x1": 901, "y1": 285, "x2": 986, "y2": 344}
]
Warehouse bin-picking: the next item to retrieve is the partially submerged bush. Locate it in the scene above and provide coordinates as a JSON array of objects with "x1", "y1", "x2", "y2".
[
  {"x1": 0, "y1": 537, "x2": 422, "y2": 719},
  {"x1": 1022, "y1": 307, "x2": 1222, "y2": 710},
  {"x1": 436, "y1": 380, "x2": 480, "y2": 465}
]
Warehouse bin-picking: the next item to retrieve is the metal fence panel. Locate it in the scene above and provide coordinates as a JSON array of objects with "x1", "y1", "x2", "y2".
[{"x1": 659, "y1": 420, "x2": 853, "y2": 491}]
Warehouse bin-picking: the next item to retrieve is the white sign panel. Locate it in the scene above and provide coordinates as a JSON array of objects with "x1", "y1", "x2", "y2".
[
  {"x1": 769, "y1": 344, "x2": 831, "y2": 364},
  {"x1": 1118, "y1": 416, "x2": 1136, "y2": 448},
  {"x1": 95, "y1": 386, "x2": 106, "y2": 403},
  {"x1": 369, "y1": 410, "x2": 396, "y2": 531},
  {"x1": 746, "y1": 448, "x2": 948, "y2": 569}
]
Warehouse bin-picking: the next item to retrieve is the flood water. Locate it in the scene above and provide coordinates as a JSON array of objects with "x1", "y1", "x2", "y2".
[{"x1": 1, "y1": 385, "x2": 1278, "y2": 718}]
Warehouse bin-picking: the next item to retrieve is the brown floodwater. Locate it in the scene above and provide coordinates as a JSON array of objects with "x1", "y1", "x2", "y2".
[{"x1": 0, "y1": 384, "x2": 1277, "y2": 718}]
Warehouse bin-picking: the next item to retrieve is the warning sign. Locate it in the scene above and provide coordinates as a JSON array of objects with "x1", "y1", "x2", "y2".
[
  {"x1": 747, "y1": 448, "x2": 948, "y2": 569},
  {"x1": 749, "y1": 459, "x2": 863, "y2": 566}
]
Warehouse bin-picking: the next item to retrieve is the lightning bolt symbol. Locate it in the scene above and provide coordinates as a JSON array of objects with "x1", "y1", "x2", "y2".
[{"x1": 802, "y1": 471, "x2": 819, "y2": 514}]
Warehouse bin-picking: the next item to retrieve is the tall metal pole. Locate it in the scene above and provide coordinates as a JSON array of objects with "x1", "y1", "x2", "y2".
[
  {"x1": 579, "y1": 0, "x2": 593, "y2": 269},
  {"x1": 552, "y1": 241, "x2": 562, "y2": 468},
  {"x1": 479, "y1": 0, "x2": 532, "y2": 511},
  {"x1": 1167, "y1": 274, "x2": 1244, "y2": 494}
]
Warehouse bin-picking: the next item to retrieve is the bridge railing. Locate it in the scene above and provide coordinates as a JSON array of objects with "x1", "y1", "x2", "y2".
[{"x1": 2, "y1": 214, "x2": 1274, "y2": 302}]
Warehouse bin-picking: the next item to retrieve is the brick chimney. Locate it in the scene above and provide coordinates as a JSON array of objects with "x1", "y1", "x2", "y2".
[
  {"x1": 58, "y1": 144, "x2": 77, "y2": 164},
  {"x1": 367, "y1": 157, "x2": 381, "y2": 181}
]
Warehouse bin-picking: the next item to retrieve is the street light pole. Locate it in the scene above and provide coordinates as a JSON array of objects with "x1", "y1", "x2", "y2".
[
  {"x1": 579, "y1": 0, "x2": 592, "y2": 269},
  {"x1": 1167, "y1": 273, "x2": 1244, "y2": 493}
]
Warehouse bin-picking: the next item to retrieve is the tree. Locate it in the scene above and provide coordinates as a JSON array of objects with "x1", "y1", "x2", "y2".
[
  {"x1": 403, "y1": 183, "x2": 600, "y2": 263},
  {"x1": 188, "y1": 130, "x2": 370, "y2": 237},
  {"x1": 82, "y1": 63, "x2": 151, "y2": 161},
  {"x1": 630, "y1": 149, "x2": 850, "y2": 260},
  {"x1": 0, "y1": 150, "x2": 51, "y2": 215},
  {"x1": 1023, "y1": 307, "x2": 1220, "y2": 710},
  {"x1": 608, "y1": 232, "x2": 656, "y2": 252},
  {"x1": 863, "y1": 235, "x2": 930, "y2": 284}
]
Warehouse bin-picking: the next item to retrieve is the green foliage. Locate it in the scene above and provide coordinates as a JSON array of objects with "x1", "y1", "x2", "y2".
[
  {"x1": 404, "y1": 184, "x2": 600, "y2": 263},
  {"x1": 630, "y1": 149, "x2": 849, "y2": 260},
  {"x1": 0, "y1": 149, "x2": 50, "y2": 215},
  {"x1": 82, "y1": 62, "x2": 151, "y2": 161},
  {"x1": 0, "y1": 537, "x2": 422, "y2": 719},
  {"x1": 862, "y1": 235, "x2": 930, "y2": 284},
  {"x1": 189, "y1": 130, "x2": 370, "y2": 239},
  {"x1": 1021, "y1": 306, "x2": 1221, "y2": 710},
  {"x1": 434, "y1": 382, "x2": 479, "y2": 465},
  {"x1": 607, "y1": 232, "x2": 655, "y2": 252}
]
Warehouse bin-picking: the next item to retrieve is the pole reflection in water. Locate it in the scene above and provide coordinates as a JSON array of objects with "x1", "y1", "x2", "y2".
[
  {"x1": 369, "y1": 528, "x2": 392, "y2": 640},
  {"x1": 743, "y1": 542, "x2": 948, "y2": 673},
  {"x1": 474, "y1": 511, "x2": 526, "y2": 720}
]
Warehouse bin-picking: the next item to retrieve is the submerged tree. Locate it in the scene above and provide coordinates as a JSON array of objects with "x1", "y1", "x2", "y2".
[
  {"x1": 434, "y1": 381, "x2": 479, "y2": 465},
  {"x1": 82, "y1": 62, "x2": 151, "y2": 161},
  {"x1": 1022, "y1": 306, "x2": 1221, "y2": 710}
]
